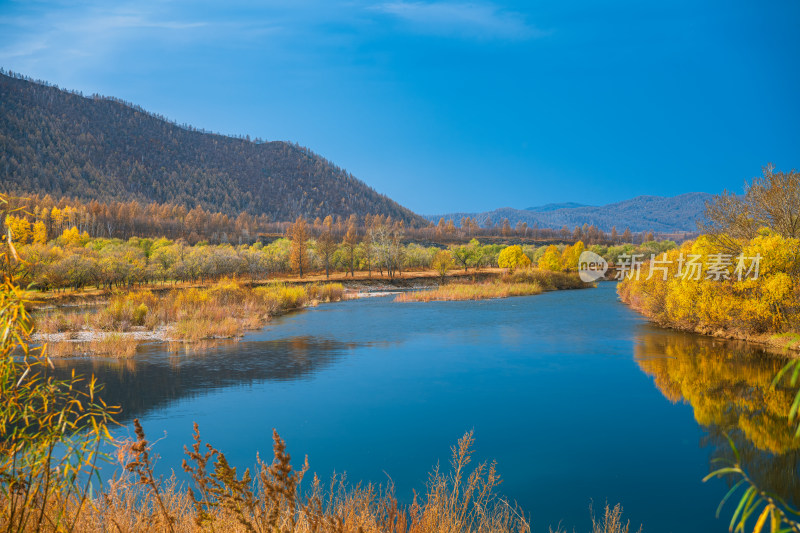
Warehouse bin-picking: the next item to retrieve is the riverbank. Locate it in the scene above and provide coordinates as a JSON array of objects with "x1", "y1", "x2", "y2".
[
  {"x1": 618, "y1": 281, "x2": 800, "y2": 354},
  {"x1": 32, "y1": 269, "x2": 591, "y2": 356},
  {"x1": 621, "y1": 301, "x2": 800, "y2": 354},
  {"x1": 24, "y1": 268, "x2": 507, "y2": 310},
  {"x1": 33, "y1": 280, "x2": 345, "y2": 357},
  {"x1": 615, "y1": 232, "x2": 800, "y2": 355}
]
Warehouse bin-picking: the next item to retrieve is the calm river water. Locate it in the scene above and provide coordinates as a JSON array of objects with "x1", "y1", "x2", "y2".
[{"x1": 53, "y1": 282, "x2": 799, "y2": 532}]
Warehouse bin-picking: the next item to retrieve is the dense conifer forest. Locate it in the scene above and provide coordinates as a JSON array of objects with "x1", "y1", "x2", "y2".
[{"x1": 0, "y1": 71, "x2": 423, "y2": 225}]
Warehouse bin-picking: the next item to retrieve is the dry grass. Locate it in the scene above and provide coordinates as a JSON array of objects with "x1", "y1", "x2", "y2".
[
  {"x1": 590, "y1": 502, "x2": 642, "y2": 533},
  {"x1": 395, "y1": 269, "x2": 588, "y2": 303},
  {"x1": 12, "y1": 422, "x2": 640, "y2": 533},
  {"x1": 32, "y1": 279, "x2": 345, "y2": 356},
  {"x1": 32, "y1": 311, "x2": 87, "y2": 334},
  {"x1": 89, "y1": 334, "x2": 140, "y2": 357},
  {"x1": 42, "y1": 333, "x2": 141, "y2": 358},
  {"x1": 19, "y1": 425, "x2": 532, "y2": 533},
  {"x1": 396, "y1": 281, "x2": 543, "y2": 302}
]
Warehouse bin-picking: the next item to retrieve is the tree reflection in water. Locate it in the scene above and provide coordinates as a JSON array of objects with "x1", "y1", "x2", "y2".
[
  {"x1": 634, "y1": 325, "x2": 800, "y2": 505},
  {"x1": 47, "y1": 336, "x2": 356, "y2": 424}
]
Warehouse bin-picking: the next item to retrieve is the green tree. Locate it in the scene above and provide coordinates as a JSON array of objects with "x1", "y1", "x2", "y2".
[{"x1": 451, "y1": 243, "x2": 474, "y2": 272}]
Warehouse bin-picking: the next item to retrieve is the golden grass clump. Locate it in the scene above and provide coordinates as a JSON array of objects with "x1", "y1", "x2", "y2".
[
  {"x1": 306, "y1": 283, "x2": 345, "y2": 303},
  {"x1": 396, "y1": 268, "x2": 589, "y2": 303},
  {"x1": 33, "y1": 311, "x2": 86, "y2": 334},
  {"x1": 395, "y1": 281, "x2": 543, "y2": 303}
]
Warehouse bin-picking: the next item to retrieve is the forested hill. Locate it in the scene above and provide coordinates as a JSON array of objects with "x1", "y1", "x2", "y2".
[
  {"x1": 0, "y1": 71, "x2": 423, "y2": 225},
  {"x1": 427, "y1": 193, "x2": 713, "y2": 233}
]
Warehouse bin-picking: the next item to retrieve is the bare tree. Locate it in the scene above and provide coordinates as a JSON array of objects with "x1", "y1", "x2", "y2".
[{"x1": 702, "y1": 164, "x2": 799, "y2": 251}]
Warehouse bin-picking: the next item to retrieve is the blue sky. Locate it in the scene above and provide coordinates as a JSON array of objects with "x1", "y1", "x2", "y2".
[{"x1": 1, "y1": 0, "x2": 798, "y2": 214}]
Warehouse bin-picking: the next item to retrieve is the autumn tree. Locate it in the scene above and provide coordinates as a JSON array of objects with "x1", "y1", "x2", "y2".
[
  {"x1": 703, "y1": 164, "x2": 800, "y2": 251},
  {"x1": 316, "y1": 215, "x2": 338, "y2": 279},
  {"x1": 538, "y1": 245, "x2": 562, "y2": 271},
  {"x1": 561, "y1": 241, "x2": 585, "y2": 272},
  {"x1": 432, "y1": 249, "x2": 454, "y2": 283},
  {"x1": 341, "y1": 221, "x2": 359, "y2": 277},
  {"x1": 5, "y1": 215, "x2": 31, "y2": 245},
  {"x1": 498, "y1": 245, "x2": 531, "y2": 273},
  {"x1": 287, "y1": 216, "x2": 310, "y2": 277},
  {"x1": 362, "y1": 217, "x2": 375, "y2": 278},
  {"x1": 32, "y1": 220, "x2": 47, "y2": 245}
]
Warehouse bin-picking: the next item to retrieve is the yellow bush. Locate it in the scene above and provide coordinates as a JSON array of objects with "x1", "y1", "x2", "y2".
[
  {"x1": 132, "y1": 303, "x2": 148, "y2": 326},
  {"x1": 620, "y1": 232, "x2": 800, "y2": 336}
]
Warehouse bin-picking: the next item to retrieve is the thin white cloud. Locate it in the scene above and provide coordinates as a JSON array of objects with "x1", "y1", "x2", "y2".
[
  {"x1": 76, "y1": 15, "x2": 208, "y2": 31},
  {"x1": 0, "y1": 3, "x2": 215, "y2": 82},
  {"x1": 372, "y1": 1, "x2": 545, "y2": 40}
]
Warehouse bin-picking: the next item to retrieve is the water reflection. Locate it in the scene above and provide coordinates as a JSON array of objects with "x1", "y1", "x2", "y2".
[
  {"x1": 634, "y1": 326, "x2": 800, "y2": 504},
  {"x1": 49, "y1": 336, "x2": 356, "y2": 423}
]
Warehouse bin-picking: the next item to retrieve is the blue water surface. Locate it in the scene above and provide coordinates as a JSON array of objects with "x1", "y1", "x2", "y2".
[{"x1": 55, "y1": 282, "x2": 795, "y2": 533}]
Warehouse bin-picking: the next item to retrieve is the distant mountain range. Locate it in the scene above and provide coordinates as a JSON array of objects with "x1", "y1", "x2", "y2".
[
  {"x1": 426, "y1": 193, "x2": 713, "y2": 233},
  {"x1": 0, "y1": 71, "x2": 716, "y2": 233},
  {"x1": 525, "y1": 202, "x2": 588, "y2": 212},
  {"x1": 0, "y1": 71, "x2": 423, "y2": 225}
]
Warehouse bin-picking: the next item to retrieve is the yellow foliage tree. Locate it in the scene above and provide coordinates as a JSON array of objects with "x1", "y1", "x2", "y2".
[
  {"x1": 5, "y1": 215, "x2": 32, "y2": 245},
  {"x1": 618, "y1": 229, "x2": 799, "y2": 336},
  {"x1": 560, "y1": 241, "x2": 585, "y2": 271},
  {"x1": 537, "y1": 245, "x2": 561, "y2": 272},
  {"x1": 431, "y1": 249, "x2": 454, "y2": 283},
  {"x1": 32, "y1": 220, "x2": 47, "y2": 245},
  {"x1": 60, "y1": 226, "x2": 90, "y2": 247},
  {"x1": 497, "y1": 245, "x2": 531, "y2": 273},
  {"x1": 50, "y1": 206, "x2": 63, "y2": 231}
]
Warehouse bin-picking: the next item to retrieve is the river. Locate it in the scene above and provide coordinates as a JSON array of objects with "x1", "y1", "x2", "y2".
[{"x1": 51, "y1": 282, "x2": 799, "y2": 532}]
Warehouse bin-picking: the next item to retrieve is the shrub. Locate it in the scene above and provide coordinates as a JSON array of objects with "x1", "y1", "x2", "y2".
[{"x1": 132, "y1": 303, "x2": 148, "y2": 326}]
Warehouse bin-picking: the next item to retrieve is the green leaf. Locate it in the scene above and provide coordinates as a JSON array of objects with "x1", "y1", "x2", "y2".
[{"x1": 715, "y1": 479, "x2": 746, "y2": 518}]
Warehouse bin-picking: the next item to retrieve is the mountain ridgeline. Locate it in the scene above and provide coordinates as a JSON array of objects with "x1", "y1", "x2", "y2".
[
  {"x1": 0, "y1": 71, "x2": 423, "y2": 225},
  {"x1": 427, "y1": 193, "x2": 712, "y2": 234}
]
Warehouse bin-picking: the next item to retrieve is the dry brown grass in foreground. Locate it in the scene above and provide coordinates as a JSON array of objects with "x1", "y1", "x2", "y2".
[
  {"x1": 12, "y1": 422, "x2": 639, "y2": 533},
  {"x1": 22, "y1": 425, "x2": 530, "y2": 533},
  {"x1": 395, "y1": 269, "x2": 589, "y2": 303}
]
